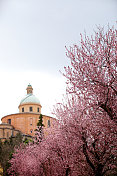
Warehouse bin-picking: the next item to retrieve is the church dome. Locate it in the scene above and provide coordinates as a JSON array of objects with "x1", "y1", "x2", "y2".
[
  {"x1": 19, "y1": 84, "x2": 41, "y2": 105},
  {"x1": 18, "y1": 85, "x2": 42, "y2": 114},
  {"x1": 20, "y1": 93, "x2": 40, "y2": 105}
]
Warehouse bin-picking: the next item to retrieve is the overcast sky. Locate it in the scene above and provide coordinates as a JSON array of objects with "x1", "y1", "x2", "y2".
[{"x1": 0, "y1": 0, "x2": 117, "y2": 121}]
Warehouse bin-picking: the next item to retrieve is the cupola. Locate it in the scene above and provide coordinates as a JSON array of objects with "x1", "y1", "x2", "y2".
[
  {"x1": 18, "y1": 84, "x2": 42, "y2": 114},
  {"x1": 26, "y1": 84, "x2": 33, "y2": 94}
]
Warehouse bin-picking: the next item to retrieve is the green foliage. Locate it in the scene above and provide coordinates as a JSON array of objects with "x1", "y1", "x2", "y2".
[
  {"x1": 23, "y1": 137, "x2": 29, "y2": 144},
  {"x1": 35, "y1": 114, "x2": 45, "y2": 143},
  {"x1": 0, "y1": 132, "x2": 23, "y2": 175},
  {"x1": 37, "y1": 114, "x2": 44, "y2": 127}
]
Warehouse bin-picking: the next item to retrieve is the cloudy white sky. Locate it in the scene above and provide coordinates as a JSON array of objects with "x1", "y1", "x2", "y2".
[{"x1": 0, "y1": 0, "x2": 116, "y2": 121}]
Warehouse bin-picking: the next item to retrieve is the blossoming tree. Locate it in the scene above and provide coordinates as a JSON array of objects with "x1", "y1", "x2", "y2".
[{"x1": 9, "y1": 25, "x2": 117, "y2": 176}]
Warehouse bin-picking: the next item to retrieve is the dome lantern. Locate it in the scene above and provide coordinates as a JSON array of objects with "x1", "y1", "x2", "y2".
[{"x1": 26, "y1": 84, "x2": 33, "y2": 94}]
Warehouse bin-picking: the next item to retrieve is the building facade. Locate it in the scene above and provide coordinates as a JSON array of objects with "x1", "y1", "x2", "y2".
[{"x1": 0, "y1": 84, "x2": 53, "y2": 140}]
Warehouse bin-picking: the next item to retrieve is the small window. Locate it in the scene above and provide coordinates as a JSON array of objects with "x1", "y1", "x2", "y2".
[
  {"x1": 8, "y1": 119, "x2": 11, "y2": 124},
  {"x1": 22, "y1": 107, "x2": 24, "y2": 112},
  {"x1": 29, "y1": 90, "x2": 32, "y2": 94},
  {"x1": 30, "y1": 129, "x2": 33, "y2": 133},
  {"x1": 29, "y1": 107, "x2": 33, "y2": 112},
  {"x1": 48, "y1": 120, "x2": 50, "y2": 127},
  {"x1": 37, "y1": 108, "x2": 39, "y2": 112}
]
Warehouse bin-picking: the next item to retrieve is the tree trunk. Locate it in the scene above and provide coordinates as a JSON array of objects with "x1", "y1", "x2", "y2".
[
  {"x1": 65, "y1": 167, "x2": 70, "y2": 176},
  {"x1": 95, "y1": 164, "x2": 103, "y2": 176}
]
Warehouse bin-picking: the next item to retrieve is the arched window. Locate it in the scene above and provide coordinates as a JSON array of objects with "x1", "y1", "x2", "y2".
[
  {"x1": 48, "y1": 120, "x2": 50, "y2": 127},
  {"x1": 37, "y1": 107, "x2": 39, "y2": 112},
  {"x1": 29, "y1": 107, "x2": 33, "y2": 112},
  {"x1": 22, "y1": 107, "x2": 24, "y2": 112},
  {"x1": 8, "y1": 119, "x2": 11, "y2": 124}
]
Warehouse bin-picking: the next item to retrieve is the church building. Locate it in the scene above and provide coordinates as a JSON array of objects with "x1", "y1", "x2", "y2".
[{"x1": 0, "y1": 84, "x2": 53, "y2": 140}]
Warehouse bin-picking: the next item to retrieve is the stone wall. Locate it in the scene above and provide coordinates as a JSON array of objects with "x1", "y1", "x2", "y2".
[{"x1": 0, "y1": 123, "x2": 20, "y2": 140}]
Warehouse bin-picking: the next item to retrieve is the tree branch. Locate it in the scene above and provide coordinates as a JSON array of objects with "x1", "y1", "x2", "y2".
[{"x1": 83, "y1": 144, "x2": 95, "y2": 172}]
